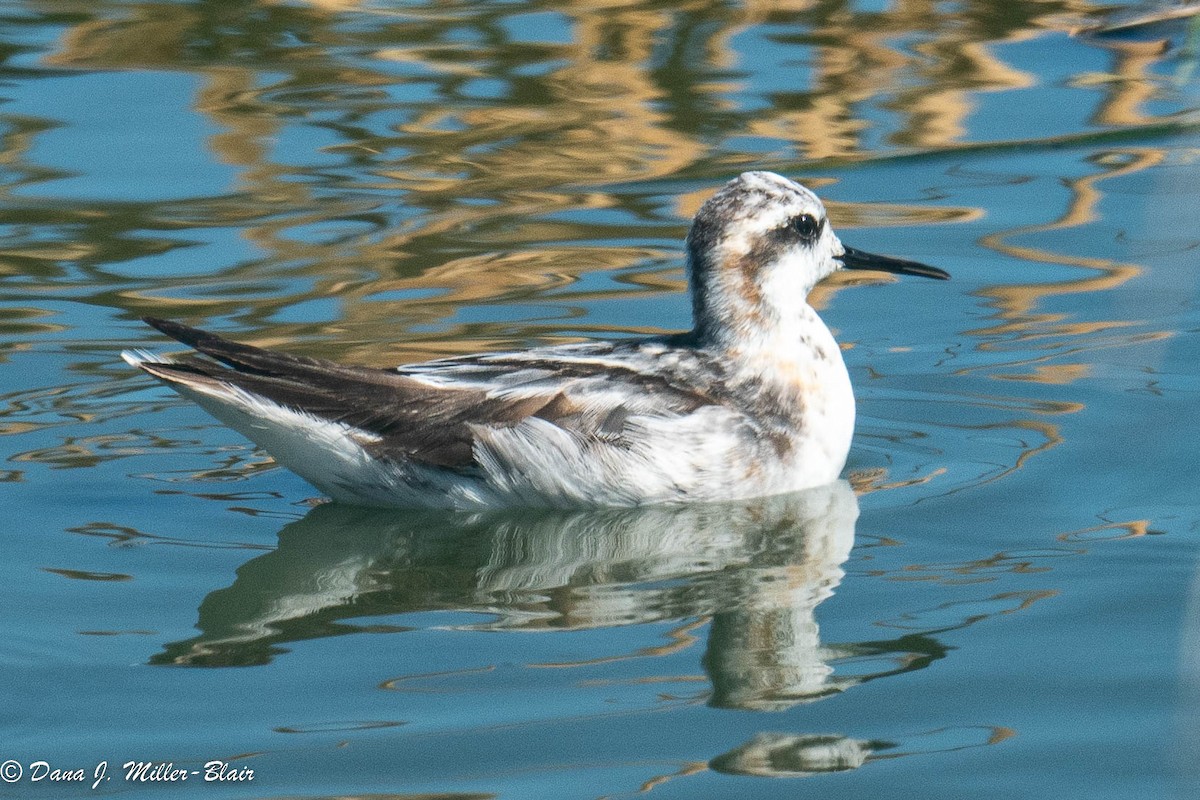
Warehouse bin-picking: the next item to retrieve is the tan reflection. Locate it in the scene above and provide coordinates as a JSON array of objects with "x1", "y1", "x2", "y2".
[
  {"x1": 972, "y1": 418, "x2": 1063, "y2": 489},
  {"x1": 26, "y1": 0, "x2": 1116, "y2": 360},
  {"x1": 851, "y1": 391, "x2": 1079, "y2": 499},
  {"x1": 1079, "y1": 39, "x2": 1174, "y2": 127},
  {"x1": 43, "y1": 567, "x2": 132, "y2": 582},
  {"x1": 727, "y1": 1, "x2": 1043, "y2": 157},
  {"x1": 965, "y1": 147, "x2": 1165, "y2": 388},
  {"x1": 849, "y1": 465, "x2": 947, "y2": 495},
  {"x1": 1058, "y1": 518, "x2": 1155, "y2": 542},
  {"x1": 44, "y1": 5, "x2": 198, "y2": 69},
  {"x1": 528, "y1": 618, "x2": 708, "y2": 668},
  {"x1": 198, "y1": 69, "x2": 302, "y2": 201},
  {"x1": 637, "y1": 761, "x2": 708, "y2": 794}
]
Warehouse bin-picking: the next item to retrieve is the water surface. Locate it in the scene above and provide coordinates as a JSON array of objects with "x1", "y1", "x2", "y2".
[{"x1": 2, "y1": 1, "x2": 1199, "y2": 798}]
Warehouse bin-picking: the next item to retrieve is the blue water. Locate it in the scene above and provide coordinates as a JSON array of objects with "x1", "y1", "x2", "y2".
[{"x1": 2, "y1": 1, "x2": 1199, "y2": 798}]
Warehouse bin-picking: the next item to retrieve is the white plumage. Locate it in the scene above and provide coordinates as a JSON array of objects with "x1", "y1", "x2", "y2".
[{"x1": 125, "y1": 171, "x2": 946, "y2": 508}]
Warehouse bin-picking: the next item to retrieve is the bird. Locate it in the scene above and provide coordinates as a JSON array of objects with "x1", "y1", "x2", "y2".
[{"x1": 124, "y1": 171, "x2": 948, "y2": 509}]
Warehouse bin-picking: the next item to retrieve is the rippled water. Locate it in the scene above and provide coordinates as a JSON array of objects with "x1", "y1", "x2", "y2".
[{"x1": 3, "y1": 1, "x2": 1200, "y2": 798}]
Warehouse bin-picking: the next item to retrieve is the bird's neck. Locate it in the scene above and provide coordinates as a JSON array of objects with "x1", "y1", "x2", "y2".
[
  {"x1": 717, "y1": 305, "x2": 842, "y2": 375},
  {"x1": 691, "y1": 267, "x2": 829, "y2": 363}
]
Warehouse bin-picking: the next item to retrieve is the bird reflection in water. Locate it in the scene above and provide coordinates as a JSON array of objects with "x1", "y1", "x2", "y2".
[{"x1": 153, "y1": 480, "x2": 943, "y2": 717}]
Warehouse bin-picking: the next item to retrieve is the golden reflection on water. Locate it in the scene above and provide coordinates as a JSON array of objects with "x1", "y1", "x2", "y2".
[
  {"x1": 1080, "y1": 38, "x2": 1175, "y2": 128},
  {"x1": 971, "y1": 148, "x2": 1160, "y2": 355},
  {"x1": 1058, "y1": 517, "x2": 1158, "y2": 542},
  {"x1": 9, "y1": 0, "x2": 1164, "y2": 357},
  {"x1": 0, "y1": 0, "x2": 1177, "y2": 408}
]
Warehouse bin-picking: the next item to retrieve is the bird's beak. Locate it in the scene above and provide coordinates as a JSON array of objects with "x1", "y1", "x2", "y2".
[{"x1": 839, "y1": 245, "x2": 949, "y2": 280}]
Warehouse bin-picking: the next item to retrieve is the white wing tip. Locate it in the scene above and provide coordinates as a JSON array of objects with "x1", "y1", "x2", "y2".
[{"x1": 122, "y1": 349, "x2": 155, "y2": 368}]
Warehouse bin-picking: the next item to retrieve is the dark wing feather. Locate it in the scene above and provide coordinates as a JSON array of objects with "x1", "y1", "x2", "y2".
[
  {"x1": 139, "y1": 318, "x2": 556, "y2": 469},
  {"x1": 137, "y1": 318, "x2": 723, "y2": 470}
]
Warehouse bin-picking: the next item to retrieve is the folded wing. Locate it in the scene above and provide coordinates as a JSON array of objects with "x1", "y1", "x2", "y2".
[{"x1": 127, "y1": 318, "x2": 719, "y2": 472}]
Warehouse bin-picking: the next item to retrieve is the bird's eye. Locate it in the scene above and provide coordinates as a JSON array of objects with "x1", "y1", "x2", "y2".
[{"x1": 790, "y1": 213, "x2": 822, "y2": 242}]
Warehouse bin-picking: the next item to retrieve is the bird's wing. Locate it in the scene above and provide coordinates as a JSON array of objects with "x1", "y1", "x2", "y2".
[{"x1": 128, "y1": 318, "x2": 723, "y2": 470}]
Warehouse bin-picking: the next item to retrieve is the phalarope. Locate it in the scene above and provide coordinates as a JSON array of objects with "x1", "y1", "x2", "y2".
[{"x1": 124, "y1": 171, "x2": 947, "y2": 509}]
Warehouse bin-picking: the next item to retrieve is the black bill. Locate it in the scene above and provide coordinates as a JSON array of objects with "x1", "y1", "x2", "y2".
[{"x1": 840, "y1": 245, "x2": 949, "y2": 280}]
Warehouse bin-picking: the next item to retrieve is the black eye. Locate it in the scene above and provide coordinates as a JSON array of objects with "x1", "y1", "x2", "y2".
[{"x1": 790, "y1": 213, "x2": 822, "y2": 242}]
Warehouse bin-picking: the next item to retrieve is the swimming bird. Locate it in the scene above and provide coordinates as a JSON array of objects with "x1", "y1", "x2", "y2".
[{"x1": 124, "y1": 171, "x2": 948, "y2": 509}]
